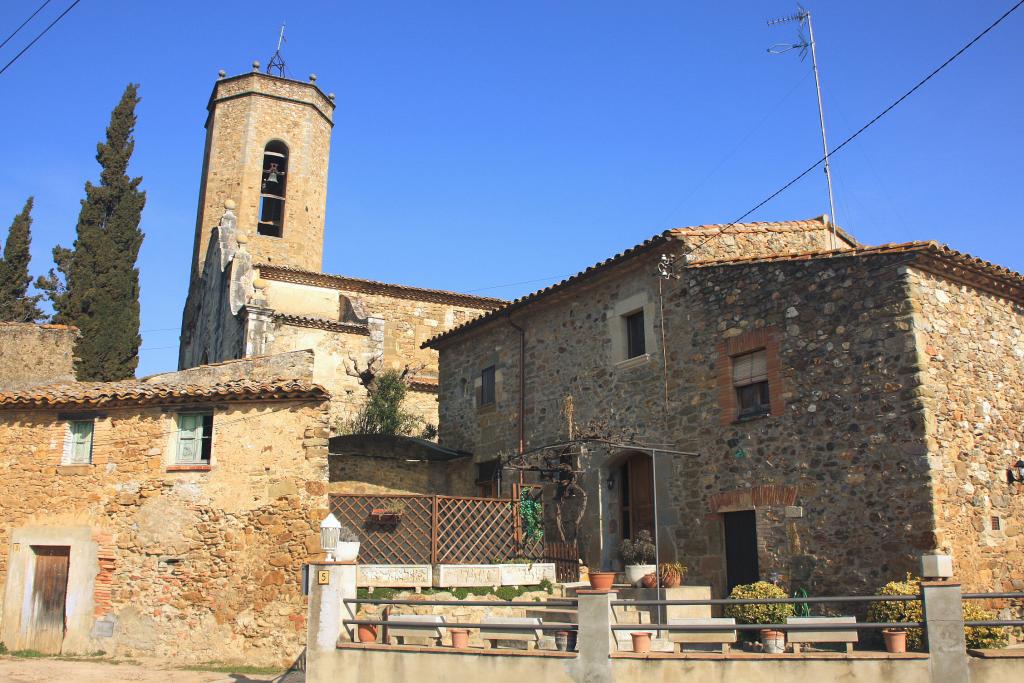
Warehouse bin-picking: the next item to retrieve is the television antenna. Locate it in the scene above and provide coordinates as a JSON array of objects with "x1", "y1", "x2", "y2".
[
  {"x1": 267, "y1": 24, "x2": 287, "y2": 78},
  {"x1": 768, "y1": 5, "x2": 838, "y2": 248}
]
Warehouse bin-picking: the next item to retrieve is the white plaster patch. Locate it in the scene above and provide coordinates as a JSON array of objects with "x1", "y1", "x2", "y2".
[
  {"x1": 434, "y1": 564, "x2": 501, "y2": 587},
  {"x1": 357, "y1": 564, "x2": 432, "y2": 588}
]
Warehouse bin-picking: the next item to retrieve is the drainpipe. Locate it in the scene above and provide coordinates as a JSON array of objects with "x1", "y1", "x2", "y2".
[{"x1": 505, "y1": 311, "x2": 526, "y2": 461}]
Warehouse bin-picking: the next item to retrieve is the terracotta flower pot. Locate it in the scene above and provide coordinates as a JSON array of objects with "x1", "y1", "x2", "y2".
[
  {"x1": 883, "y1": 628, "x2": 907, "y2": 654},
  {"x1": 760, "y1": 628, "x2": 785, "y2": 654},
  {"x1": 588, "y1": 571, "x2": 617, "y2": 591},
  {"x1": 660, "y1": 573, "x2": 681, "y2": 588},
  {"x1": 357, "y1": 624, "x2": 378, "y2": 643},
  {"x1": 450, "y1": 628, "x2": 470, "y2": 649},
  {"x1": 640, "y1": 572, "x2": 658, "y2": 589},
  {"x1": 631, "y1": 631, "x2": 652, "y2": 654}
]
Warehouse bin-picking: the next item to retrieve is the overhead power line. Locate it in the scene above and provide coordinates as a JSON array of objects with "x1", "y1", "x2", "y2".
[
  {"x1": 0, "y1": 0, "x2": 82, "y2": 77},
  {"x1": 681, "y1": 0, "x2": 1024, "y2": 261},
  {"x1": 0, "y1": 0, "x2": 54, "y2": 51}
]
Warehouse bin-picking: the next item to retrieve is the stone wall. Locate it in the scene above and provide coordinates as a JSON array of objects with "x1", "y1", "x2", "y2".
[
  {"x1": 436, "y1": 243, "x2": 944, "y2": 597},
  {"x1": 909, "y1": 267, "x2": 1024, "y2": 591},
  {"x1": 328, "y1": 453, "x2": 474, "y2": 497},
  {"x1": 0, "y1": 397, "x2": 331, "y2": 665},
  {"x1": 191, "y1": 72, "x2": 333, "y2": 278},
  {"x1": 149, "y1": 349, "x2": 314, "y2": 385},
  {"x1": 0, "y1": 323, "x2": 79, "y2": 388}
]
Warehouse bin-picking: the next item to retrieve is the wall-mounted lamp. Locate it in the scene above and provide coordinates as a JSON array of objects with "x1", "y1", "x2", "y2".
[
  {"x1": 1006, "y1": 459, "x2": 1024, "y2": 485},
  {"x1": 606, "y1": 471, "x2": 616, "y2": 491},
  {"x1": 320, "y1": 512, "x2": 342, "y2": 562}
]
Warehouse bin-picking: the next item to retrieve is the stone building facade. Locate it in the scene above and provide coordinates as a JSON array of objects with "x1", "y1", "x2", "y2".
[
  {"x1": 0, "y1": 323, "x2": 79, "y2": 388},
  {"x1": 179, "y1": 69, "x2": 502, "y2": 429},
  {"x1": 0, "y1": 375, "x2": 331, "y2": 665},
  {"x1": 426, "y1": 219, "x2": 1024, "y2": 598}
]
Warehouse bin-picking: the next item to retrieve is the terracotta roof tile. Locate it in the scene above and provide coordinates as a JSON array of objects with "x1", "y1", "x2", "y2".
[
  {"x1": 0, "y1": 378, "x2": 328, "y2": 411},
  {"x1": 422, "y1": 217, "x2": 847, "y2": 348},
  {"x1": 423, "y1": 234, "x2": 1024, "y2": 348},
  {"x1": 258, "y1": 264, "x2": 506, "y2": 309}
]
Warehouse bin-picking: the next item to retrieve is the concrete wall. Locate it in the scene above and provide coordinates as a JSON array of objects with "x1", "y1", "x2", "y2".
[
  {"x1": 910, "y1": 267, "x2": 1024, "y2": 591},
  {"x1": 0, "y1": 323, "x2": 78, "y2": 388},
  {"x1": 0, "y1": 397, "x2": 330, "y2": 664}
]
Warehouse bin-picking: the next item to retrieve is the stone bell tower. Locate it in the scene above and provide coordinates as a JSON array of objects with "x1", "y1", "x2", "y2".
[{"x1": 188, "y1": 63, "x2": 334, "y2": 281}]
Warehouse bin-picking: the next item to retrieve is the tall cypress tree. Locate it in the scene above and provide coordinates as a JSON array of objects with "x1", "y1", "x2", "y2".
[
  {"x1": 0, "y1": 197, "x2": 44, "y2": 322},
  {"x1": 38, "y1": 84, "x2": 146, "y2": 380}
]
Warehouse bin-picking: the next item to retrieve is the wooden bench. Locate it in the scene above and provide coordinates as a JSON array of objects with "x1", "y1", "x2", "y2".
[
  {"x1": 667, "y1": 617, "x2": 737, "y2": 654},
  {"x1": 480, "y1": 616, "x2": 543, "y2": 650},
  {"x1": 786, "y1": 616, "x2": 858, "y2": 653},
  {"x1": 386, "y1": 614, "x2": 447, "y2": 646}
]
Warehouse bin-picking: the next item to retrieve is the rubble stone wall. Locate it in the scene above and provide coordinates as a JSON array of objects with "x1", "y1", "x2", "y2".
[
  {"x1": 0, "y1": 398, "x2": 330, "y2": 665},
  {"x1": 0, "y1": 323, "x2": 79, "y2": 388},
  {"x1": 909, "y1": 267, "x2": 1024, "y2": 591}
]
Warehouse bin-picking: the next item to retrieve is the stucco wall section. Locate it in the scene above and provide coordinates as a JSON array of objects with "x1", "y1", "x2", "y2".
[
  {"x1": 909, "y1": 267, "x2": 1024, "y2": 591},
  {"x1": 0, "y1": 323, "x2": 79, "y2": 388},
  {"x1": 0, "y1": 398, "x2": 330, "y2": 665}
]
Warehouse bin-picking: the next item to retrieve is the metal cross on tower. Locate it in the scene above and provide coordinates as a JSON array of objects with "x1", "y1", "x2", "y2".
[
  {"x1": 267, "y1": 24, "x2": 287, "y2": 78},
  {"x1": 768, "y1": 5, "x2": 838, "y2": 249}
]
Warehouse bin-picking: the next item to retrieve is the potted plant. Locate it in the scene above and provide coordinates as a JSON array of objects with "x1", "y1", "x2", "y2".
[
  {"x1": 867, "y1": 573, "x2": 1008, "y2": 652},
  {"x1": 335, "y1": 525, "x2": 361, "y2": 562},
  {"x1": 882, "y1": 628, "x2": 907, "y2": 654},
  {"x1": 659, "y1": 561, "x2": 687, "y2": 588},
  {"x1": 357, "y1": 623, "x2": 378, "y2": 643},
  {"x1": 723, "y1": 581, "x2": 794, "y2": 653},
  {"x1": 630, "y1": 631, "x2": 652, "y2": 654},
  {"x1": 620, "y1": 530, "x2": 657, "y2": 586},
  {"x1": 450, "y1": 628, "x2": 470, "y2": 649},
  {"x1": 588, "y1": 569, "x2": 617, "y2": 591},
  {"x1": 370, "y1": 499, "x2": 406, "y2": 523}
]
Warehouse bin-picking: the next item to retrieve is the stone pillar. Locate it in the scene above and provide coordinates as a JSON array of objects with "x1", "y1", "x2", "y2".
[
  {"x1": 921, "y1": 580, "x2": 969, "y2": 683},
  {"x1": 576, "y1": 589, "x2": 615, "y2": 683},
  {"x1": 306, "y1": 561, "x2": 357, "y2": 682}
]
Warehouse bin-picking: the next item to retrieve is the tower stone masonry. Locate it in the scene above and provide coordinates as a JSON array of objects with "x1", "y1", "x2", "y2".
[{"x1": 189, "y1": 69, "x2": 334, "y2": 280}]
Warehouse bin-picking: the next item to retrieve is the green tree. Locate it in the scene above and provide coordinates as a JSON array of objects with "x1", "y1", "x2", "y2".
[
  {"x1": 38, "y1": 84, "x2": 146, "y2": 380},
  {"x1": 346, "y1": 367, "x2": 423, "y2": 436},
  {"x1": 0, "y1": 197, "x2": 44, "y2": 322}
]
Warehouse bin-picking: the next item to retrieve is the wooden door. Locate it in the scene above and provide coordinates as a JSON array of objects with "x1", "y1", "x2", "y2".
[
  {"x1": 26, "y1": 546, "x2": 70, "y2": 654},
  {"x1": 620, "y1": 453, "x2": 654, "y2": 538},
  {"x1": 724, "y1": 511, "x2": 759, "y2": 591}
]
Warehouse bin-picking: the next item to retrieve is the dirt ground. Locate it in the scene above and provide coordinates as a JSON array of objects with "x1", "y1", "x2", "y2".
[{"x1": 0, "y1": 656, "x2": 303, "y2": 683}]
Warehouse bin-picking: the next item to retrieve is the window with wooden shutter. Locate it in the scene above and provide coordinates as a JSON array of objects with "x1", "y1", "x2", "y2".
[
  {"x1": 176, "y1": 413, "x2": 213, "y2": 464},
  {"x1": 624, "y1": 310, "x2": 646, "y2": 359},
  {"x1": 62, "y1": 420, "x2": 94, "y2": 465},
  {"x1": 480, "y1": 365, "x2": 496, "y2": 407},
  {"x1": 732, "y1": 349, "x2": 770, "y2": 417}
]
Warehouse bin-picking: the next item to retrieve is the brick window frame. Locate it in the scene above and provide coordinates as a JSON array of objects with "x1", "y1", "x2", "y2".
[{"x1": 716, "y1": 327, "x2": 784, "y2": 425}]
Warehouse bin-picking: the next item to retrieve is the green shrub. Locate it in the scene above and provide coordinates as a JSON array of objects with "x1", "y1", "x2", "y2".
[
  {"x1": 620, "y1": 530, "x2": 656, "y2": 565},
  {"x1": 723, "y1": 582, "x2": 794, "y2": 625},
  {"x1": 867, "y1": 574, "x2": 1009, "y2": 651},
  {"x1": 0, "y1": 641, "x2": 7, "y2": 655}
]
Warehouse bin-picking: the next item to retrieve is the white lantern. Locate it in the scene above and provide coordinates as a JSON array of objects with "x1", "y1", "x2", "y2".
[{"x1": 320, "y1": 512, "x2": 342, "y2": 562}]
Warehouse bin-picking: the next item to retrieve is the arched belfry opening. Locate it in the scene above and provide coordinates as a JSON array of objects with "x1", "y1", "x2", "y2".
[{"x1": 257, "y1": 140, "x2": 288, "y2": 237}]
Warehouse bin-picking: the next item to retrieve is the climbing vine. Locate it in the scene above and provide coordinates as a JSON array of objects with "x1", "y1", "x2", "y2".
[{"x1": 519, "y1": 488, "x2": 544, "y2": 543}]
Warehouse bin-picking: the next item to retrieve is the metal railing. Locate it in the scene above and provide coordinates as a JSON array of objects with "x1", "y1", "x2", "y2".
[{"x1": 343, "y1": 596, "x2": 580, "y2": 633}]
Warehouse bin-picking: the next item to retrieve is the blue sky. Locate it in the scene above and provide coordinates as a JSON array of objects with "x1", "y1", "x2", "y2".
[{"x1": 1, "y1": 1, "x2": 1021, "y2": 376}]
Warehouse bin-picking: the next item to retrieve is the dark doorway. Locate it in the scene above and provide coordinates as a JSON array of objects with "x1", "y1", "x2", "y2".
[
  {"x1": 618, "y1": 452, "x2": 654, "y2": 538},
  {"x1": 723, "y1": 511, "x2": 759, "y2": 591},
  {"x1": 27, "y1": 546, "x2": 71, "y2": 654}
]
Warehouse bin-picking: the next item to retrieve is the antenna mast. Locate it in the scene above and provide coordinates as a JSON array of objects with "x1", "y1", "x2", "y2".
[
  {"x1": 768, "y1": 5, "x2": 838, "y2": 248},
  {"x1": 267, "y1": 24, "x2": 287, "y2": 78}
]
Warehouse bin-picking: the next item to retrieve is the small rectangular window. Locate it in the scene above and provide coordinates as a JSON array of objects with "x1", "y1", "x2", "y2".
[
  {"x1": 625, "y1": 310, "x2": 646, "y2": 359},
  {"x1": 733, "y1": 349, "x2": 770, "y2": 417},
  {"x1": 480, "y1": 366, "x2": 496, "y2": 407},
  {"x1": 63, "y1": 420, "x2": 94, "y2": 465},
  {"x1": 992, "y1": 516, "x2": 1001, "y2": 531},
  {"x1": 176, "y1": 413, "x2": 213, "y2": 464}
]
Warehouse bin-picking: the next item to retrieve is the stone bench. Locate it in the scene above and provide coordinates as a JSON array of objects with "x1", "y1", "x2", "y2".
[
  {"x1": 667, "y1": 617, "x2": 737, "y2": 654},
  {"x1": 480, "y1": 616, "x2": 543, "y2": 650},
  {"x1": 786, "y1": 616, "x2": 858, "y2": 653},
  {"x1": 386, "y1": 614, "x2": 447, "y2": 646}
]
